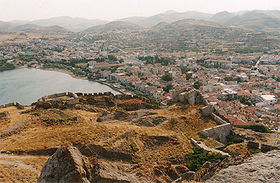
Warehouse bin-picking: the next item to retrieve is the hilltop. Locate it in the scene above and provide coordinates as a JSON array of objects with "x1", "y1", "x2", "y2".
[
  {"x1": 0, "y1": 91, "x2": 279, "y2": 182},
  {"x1": 0, "y1": 91, "x2": 221, "y2": 182}
]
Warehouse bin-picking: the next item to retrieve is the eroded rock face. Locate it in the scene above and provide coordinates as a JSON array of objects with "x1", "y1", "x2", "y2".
[
  {"x1": 37, "y1": 146, "x2": 93, "y2": 183},
  {"x1": 206, "y1": 150, "x2": 280, "y2": 183},
  {"x1": 94, "y1": 162, "x2": 142, "y2": 183},
  {"x1": 37, "y1": 146, "x2": 146, "y2": 183}
]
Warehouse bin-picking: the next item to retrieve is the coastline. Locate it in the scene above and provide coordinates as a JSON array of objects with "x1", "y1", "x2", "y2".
[
  {"x1": 14, "y1": 66, "x2": 127, "y2": 95},
  {"x1": 38, "y1": 67, "x2": 126, "y2": 94},
  {"x1": 39, "y1": 67, "x2": 87, "y2": 80}
]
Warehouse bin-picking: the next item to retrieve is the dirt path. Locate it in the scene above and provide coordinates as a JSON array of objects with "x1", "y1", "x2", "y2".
[{"x1": 0, "y1": 159, "x2": 40, "y2": 173}]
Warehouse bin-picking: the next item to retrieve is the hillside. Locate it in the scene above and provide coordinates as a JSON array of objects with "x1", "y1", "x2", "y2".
[
  {"x1": 78, "y1": 18, "x2": 280, "y2": 52},
  {"x1": 211, "y1": 10, "x2": 280, "y2": 32},
  {"x1": 21, "y1": 25, "x2": 69, "y2": 34},
  {"x1": 120, "y1": 10, "x2": 212, "y2": 28},
  {"x1": 29, "y1": 16, "x2": 108, "y2": 32},
  {"x1": 0, "y1": 92, "x2": 218, "y2": 182},
  {"x1": 84, "y1": 21, "x2": 143, "y2": 33},
  {"x1": 0, "y1": 21, "x2": 16, "y2": 32}
]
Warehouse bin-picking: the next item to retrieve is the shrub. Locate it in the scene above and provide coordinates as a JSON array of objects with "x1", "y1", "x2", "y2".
[
  {"x1": 162, "y1": 72, "x2": 173, "y2": 81},
  {"x1": 185, "y1": 148, "x2": 227, "y2": 171},
  {"x1": 163, "y1": 84, "x2": 173, "y2": 92},
  {"x1": 225, "y1": 133, "x2": 244, "y2": 146},
  {"x1": 193, "y1": 81, "x2": 202, "y2": 89},
  {"x1": 236, "y1": 125, "x2": 271, "y2": 133}
]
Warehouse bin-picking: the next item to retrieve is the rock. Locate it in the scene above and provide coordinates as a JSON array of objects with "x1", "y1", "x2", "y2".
[
  {"x1": 181, "y1": 171, "x2": 195, "y2": 181},
  {"x1": 173, "y1": 165, "x2": 189, "y2": 175},
  {"x1": 16, "y1": 102, "x2": 24, "y2": 109},
  {"x1": 201, "y1": 105, "x2": 212, "y2": 117},
  {"x1": 114, "y1": 110, "x2": 129, "y2": 120},
  {"x1": 94, "y1": 161, "x2": 142, "y2": 183},
  {"x1": 37, "y1": 146, "x2": 93, "y2": 183},
  {"x1": 38, "y1": 146, "x2": 146, "y2": 183},
  {"x1": 133, "y1": 116, "x2": 167, "y2": 127},
  {"x1": 206, "y1": 150, "x2": 280, "y2": 183},
  {"x1": 0, "y1": 111, "x2": 9, "y2": 119}
]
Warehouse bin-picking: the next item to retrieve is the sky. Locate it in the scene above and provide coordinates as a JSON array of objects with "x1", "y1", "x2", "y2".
[{"x1": 0, "y1": 0, "x2": 280, "y2": 21}]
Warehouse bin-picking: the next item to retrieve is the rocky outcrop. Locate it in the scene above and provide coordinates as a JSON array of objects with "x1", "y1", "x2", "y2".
[
  {"x1": 15, "y1": 102, "x2": 24, "y2": 109},
  {"x1": 37, "y1": 146, "x2": 93, "y2": 183},
  {"x1": 206, "y1": 150, "x2": 280, "y2": 183},
  {"x1": 95, "y1": 162, "x2": 141, "y2": 183},
  {"x1": 133, "y1": 116, "x2": 167, "y2": 127},
  {"x1": 37, "y1": 146, "x2": 145, "y2": 183},
  {"x1": 0, "y1": 111, "x2": 9, "y2": 120}
]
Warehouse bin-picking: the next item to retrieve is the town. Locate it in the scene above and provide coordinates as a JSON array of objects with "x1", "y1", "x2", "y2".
[{"x1": 0, "y1": 29, "x2": 279, "y2": 132}]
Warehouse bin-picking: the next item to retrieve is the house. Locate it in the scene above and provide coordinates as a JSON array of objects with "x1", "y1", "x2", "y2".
[{"x1": 256, "y1": 95, "x2": 278, "y2": 107}]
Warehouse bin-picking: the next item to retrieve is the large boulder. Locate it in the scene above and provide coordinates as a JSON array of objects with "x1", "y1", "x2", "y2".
[
  {"x1": 37, "y1": 146, "x2": 93, "y2": 183},
  {"x1": 37, "y1": 146, "x2": 147, "y2": 183}
]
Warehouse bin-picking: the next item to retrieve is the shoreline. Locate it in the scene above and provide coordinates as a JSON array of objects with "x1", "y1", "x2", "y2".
[
  {"x1": 39, "y1": 67, "x2": 126, "y2": 94},
  {"x1": 39, "y1": 67, "x2": 87, "y2": 80},
  {"x1": 36, "y1": 66, "x2": 127, "y2": 95},
  {"x1": 14, "y1": 66, "x2": 128, "y2": 95}
]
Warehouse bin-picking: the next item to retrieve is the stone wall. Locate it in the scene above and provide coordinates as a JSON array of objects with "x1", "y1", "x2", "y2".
[
  {"x1": 0, "y1": 102, "x2": 16, "y2": 109},
  {"x1": 198, "y1": 123, "x2": 231, "y2": 144},
  {"x1": 173, "y1": 89, "x2": 208, "y2": 105},
  {"x1": 173, "y1": 89, "x2": 232, "y2": 144},
  {"x1": 210, "y1": 113, "x2": 227, "y2": 125}
]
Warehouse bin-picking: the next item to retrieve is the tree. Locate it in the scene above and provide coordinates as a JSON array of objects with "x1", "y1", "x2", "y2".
[
  {"x1": 193, "y1": 81, "x2": 202, "y2": 89},
  {"x1": 161, "y1": 72, "x2": 173, "y2": 81},
  {"x1": 186, "y1": 73, "x2": 192, "y2": 80},
  {"x1": 163, "y1": 84, "x2": 173, "y2": 92},
  {"x1": 108, "y1": 55, "x2": 118, "y2": 62},
  {"x1": 239, "y1": 97, "x2": 252, "y2": 106}
]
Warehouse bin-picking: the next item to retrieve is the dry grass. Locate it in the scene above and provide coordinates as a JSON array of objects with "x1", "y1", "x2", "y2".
[
  {"x1": 0, "y1": 165, "x2": 39, "y2": 183},
  {"x1": 0, "y1": 103, "x2": 218, "y2": 166},
  {"x1": 225, "y1": 142, "x2": 251, "y2": 156}
]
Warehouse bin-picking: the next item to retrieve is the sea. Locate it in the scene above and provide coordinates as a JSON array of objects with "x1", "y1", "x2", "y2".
[{"x1": 0, "y1": 68, "x2": 118, "y2": 105}]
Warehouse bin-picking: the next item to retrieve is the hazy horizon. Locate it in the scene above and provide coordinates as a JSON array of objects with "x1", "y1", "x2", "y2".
[{"x1": 0, "y1": 0, "x2": 280, "y2": 22}]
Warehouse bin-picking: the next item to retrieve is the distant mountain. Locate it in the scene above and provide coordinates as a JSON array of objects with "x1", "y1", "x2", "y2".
[
  {"x1": 120, "y1": 11, "x2": 213, "y2": 28},
  {"x1": 210, "y1": 10, "x2": 280, "y2": 32},
  {"x1": 14, "y1": 24, "x2": 39, "y2": 31},
  {"x1": 1, "y1": 10, "x2": 280, "y2": 33},
  {"x1": 21, "y1": 25, "x2": 69, "y2": 34},
  {"x1": 84, "y1": 21, "x2": 142, "y2": 33},
  {"x1": 29, "y1": 16, "x2": 108, "y2": 32},
  {"x1": 253, "y1": 10, "x2": 280, "y2": 19},
  {"x1": 0, "y1": 21, "x2": 16, "y2": 32},
  {"x1": 210, "y1": 11, "x2": 236, "y2": 24}
]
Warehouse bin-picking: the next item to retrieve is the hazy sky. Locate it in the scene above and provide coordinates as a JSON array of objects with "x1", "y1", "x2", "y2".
[{"x1": 0, "y1": 0, "x2": 280, "y2": 21}]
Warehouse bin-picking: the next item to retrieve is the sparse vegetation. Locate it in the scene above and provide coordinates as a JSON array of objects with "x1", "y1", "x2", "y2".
[
  {"x1": 161, "y1": 72, "x2": 173, "y2": 81},
  {"x1": 185, "y1": 147, "x2": 228, "y2": 171},
  {"x1": 193, "y1": 81, "x2": 202, "y2": 89},
  {"x1": 236, "y1": 125, "x2": 271, "y2": 133},
  {"x1": 239, "y1": 97, "x2": 252, "y2": 106}
]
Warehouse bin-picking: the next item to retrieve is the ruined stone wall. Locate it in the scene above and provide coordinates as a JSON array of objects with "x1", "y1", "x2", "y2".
[
  {"x1": 0, "y1": 103, "x2": 16, "y2": 108},
  {"x1": 173, "y1": 89, "x2": 232, "y2": 144},
  {"x1": 0, "y1": 102, "x2": 25, "y2": 110},
  {"x1": 210, "y1": 113, "x2": 228, "y2": 125},
  {"x1": 173, "y1": 89, "x2": 208, "y2": 105},
  {"x1": 198, "y1": 123, "x2": 231, "y2": 144}
]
